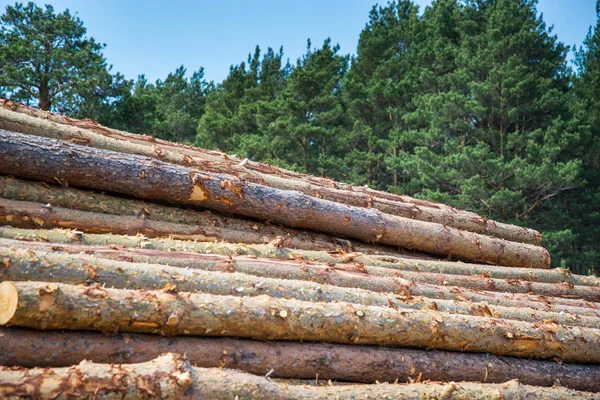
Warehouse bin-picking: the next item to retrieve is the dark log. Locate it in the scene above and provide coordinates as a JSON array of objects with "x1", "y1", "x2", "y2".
[
  {"x1": 2, "y1": 328, "x2": 600, "y2": 392},
  {"x1": 0, "y1": 176, "x2": 423, "y2": 258}
]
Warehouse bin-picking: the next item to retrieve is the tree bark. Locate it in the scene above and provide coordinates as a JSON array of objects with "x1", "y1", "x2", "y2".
[
  {"x1": 2, "y1": 328, "x2": 600, "y2": 392},
  {"x1": 0, "y1": 176, "x2": 426, "y2": 258},
  {"x1": 1, "y1": 237, "x2": 599, "y2": 313},
  {"x1": 0, "y1": 226, "x2": 595, "y2": 287},
  {"x1": 0, "y1": 351, "x2": 597, "y2": 399},
  {"x1": 1, "y1": 245, "x2": 598, "y2": 327},
  {"x1": 0, "y1": 130, "x2": 551, "y2": 268},
  {"x1": 0, "y1": 102, "x2": 542, "y2": 245},
  {"x1": 2, "y1": 281, "x2": 600, "y2": 363},
  {"x1": 0, "y1": 352, "x2": 192, "y2": 399},
  {"x1": 0, "y1": 231, "x2": 595, "y2": 303}
]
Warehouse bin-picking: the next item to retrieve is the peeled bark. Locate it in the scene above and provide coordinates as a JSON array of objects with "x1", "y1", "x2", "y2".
[
  {"x1": 0, "y1": 102, "x2": 542, "y2": 245},
  {"x1": 0, "y1": 176, "x2": 425, "y2": 258},
  {"x1": 3, "y1": 328, "x2": 600, "y2": 392},
  {"x1": 0, "y1": 130, "x2": 551, "y2": 268},
  {"x1": 0, "y1": 226, "x2": 595, "y2": 287},
  {"x1": 2, "y1": 245, "x2": 598, "y2": 327},
  {"x1": 0, "y1": 352, "x2": 191, "y2": 399},
  {"x1": 3, "y1": 281, "x2": 600, "y2": 363}
]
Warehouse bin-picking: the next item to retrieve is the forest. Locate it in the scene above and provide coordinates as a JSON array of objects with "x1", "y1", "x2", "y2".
[{"x1": 0, "y1": 0, "x2": 599, "y2": 274}]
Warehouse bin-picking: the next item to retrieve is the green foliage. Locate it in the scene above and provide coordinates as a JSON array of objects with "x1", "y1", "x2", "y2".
[
  {"x1": 110, "y1": 66, "x2": 209, "y2": 144},
  {"x1": 1, "y1": 0, "x2": 599, "y2": 273},
  {"x1": 0, "y1": 2, "x2": 127, "y2": 112}
]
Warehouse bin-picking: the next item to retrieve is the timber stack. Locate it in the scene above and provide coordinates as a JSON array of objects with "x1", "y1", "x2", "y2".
[{"x1": 0, "y1": 98, "x2": 598, "y2": 399}]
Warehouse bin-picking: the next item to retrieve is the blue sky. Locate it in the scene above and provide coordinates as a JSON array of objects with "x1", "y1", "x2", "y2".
[{"x1": 1, "y1": 0, "x2": 597, "y2": 83}]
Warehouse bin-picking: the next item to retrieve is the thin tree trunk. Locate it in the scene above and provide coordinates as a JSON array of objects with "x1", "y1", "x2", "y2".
[
  {"x1": 2, "y1": 281, "x2": 600, "y2": 362},
  {"x1": 0, "y1": 227, "x2": 595, "y2": 287},
  {"x1": 0, "y1": 130, "x2": 551, "y2": 268},
  {"x1": 0, "y1": 103, "x2": 543, "y2": 245},
  {"x1": 1, "y1": 245, "x2": 598, "y2": 327},
  {"x1": 3, "y1": 328, "x2": 600, "y2": 392},
  {"x1": 0, "y1": 176, "x2": 426, "y2": 258}
]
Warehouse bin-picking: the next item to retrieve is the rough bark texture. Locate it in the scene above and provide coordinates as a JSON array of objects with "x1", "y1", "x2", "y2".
[
  {"x1": 0, "y1": 101, "x2": 542, "y2": 245},
  {"x1": 0, "y1": 351, "x2": 595, "y2": 399},
  {"x1": 0, "y1": 176, "x2": 425, "y2": 258},
  {"x1": 2, "y1": 281, "x2": 600, "y2": 363},
  {"x1": 0, "y1": 226, "x2": 595, "y2": 287},
  {"x1": 3, "y1": 328, "x2": 600, "y2": 392},
  {"x1": 0, "y1": 352, "x2": 192, "y2": 399},
  {"x1": 2, "y1": 245, "x2": 598, "y2": 328},
  {"x1": 0, "y1": 130, "x2": 550, "y2": 268},
  {"x1": 0, "y1": 234, "x2": 595, "y2": 303}
]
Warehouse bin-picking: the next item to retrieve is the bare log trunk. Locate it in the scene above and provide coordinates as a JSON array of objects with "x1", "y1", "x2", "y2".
[
  {"x1": 1, "y1": 245, "x2": 598, "y2": 327},
  {"x1": 0, "y1": 351, "x2": 595, "y2": 399},
  {"x1": 2, "y1": 281, "x2": 600, "y2": 362},
  {"x1": 2, "y1": 328, "x2": 600, "y2": 392},
  {"x1": 0, "y1": 130, "x2": 551, "y2": 268},
  {"x1": 0, "y1": 176, "x2": 425, "y2": 258},
  {"x1": 1, "y1": 226, "x2": 595, "y2": 287},
  {"x1": 0, "y1": 102, "x2": 542, "y2": 245}
]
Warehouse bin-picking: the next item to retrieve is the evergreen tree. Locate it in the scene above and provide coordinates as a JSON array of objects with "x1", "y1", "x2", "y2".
[
  {"x1": 0, "y1": 2, "x2": 127, "y2": 113},
  {"x1": 344, "y1": 0, "x2": 422, "y2": 186},
  {"x1": 196, "y1": 46, "x2": 290, "y2": 154}
]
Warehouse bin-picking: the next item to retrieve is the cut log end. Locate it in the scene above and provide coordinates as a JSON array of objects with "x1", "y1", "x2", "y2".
[{"x1": 0, "y1": 281, "x2": 17, "y2": 325}]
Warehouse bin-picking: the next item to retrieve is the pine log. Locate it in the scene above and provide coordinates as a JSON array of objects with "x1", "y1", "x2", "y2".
[
  {"x1": 0, "y1": 131, "x2": 550, "y2": 268},
  {"x1": 2, "y1": 281, "x2": 600, "y2": 362},
  {"x1": 0, "y1": 231, "x2": 594, "y2": 314},
  {"x1": 1, "y1": 235, "x2": 596, "y2": 305},
  {"x1": 2, "y1": 238, "x2": 599, "y2": 315},
  {"x1": 0, "y1": 352, "x2": 192, "y2": 399},
  {"x1": 1, "y1": 226, "x2": 596, "y2": 287},
  {"x1": 1, "y1": 245, "x2": 598, "y2": 327},
  {"x1": 1, "y1": 352, "x2": 595, "y2": 399},
  {"x1": 2, "y1": 328, "x2": 600, "y2": 392},
  {"x1": 0, "y1": 102, "x2": 542, "y2": 245},
  {"x1": 0, "y1": 176, "x2": 425, "y2": 258}
]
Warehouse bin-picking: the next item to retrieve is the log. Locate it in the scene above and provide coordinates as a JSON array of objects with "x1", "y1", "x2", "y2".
[
  {"x1": 0, "y1": 176, "x2": 426, "y2": 258},
  {"x1": 1, "y1": 238, "x2": 599, "y2": 313},
  {"x1": 2, "y1": 281, "x2": 600, "y2": 362},
  {"x1": 3, "y1": 328, "x2": 600, "y2": 392},
  {"x1": 0, "y1": 101, "x2": 542, "y2": 245},
  {"x1": 0, "y1": 352, "x2": 192, "y2": 399},
  {"x1": 1, "y1": 245, "x2": 598, "y2": 327},
  {"x1": 0, "y1": 352, "x2": 596, "y2": 399},
  {"x1": 0, "y1": 230, "x2": 596, "y2": 315},
  {"x1": 1, "y1": 226, "x2": 596, "y2": 287},
  {"x1": 0, "y1": 130, "x2": 551, "y2": 268},
  {"x1": 1, "y1": 234, "x2": 596, "y2": 303}
]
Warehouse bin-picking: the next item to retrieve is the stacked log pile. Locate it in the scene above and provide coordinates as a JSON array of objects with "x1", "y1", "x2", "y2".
[{"x1": 0, "y1": 99, "x2": 599, "y2": 398}]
